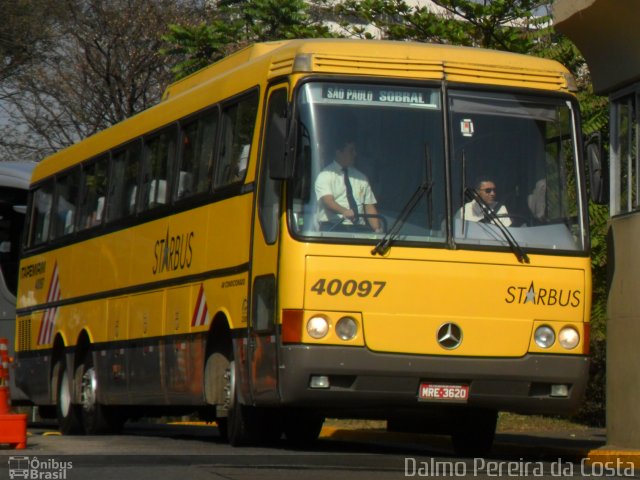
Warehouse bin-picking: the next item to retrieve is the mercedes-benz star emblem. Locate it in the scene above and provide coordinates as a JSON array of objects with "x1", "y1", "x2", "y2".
[{"x1": 437, "y1": 323, "x2": 463, "y2": 350}]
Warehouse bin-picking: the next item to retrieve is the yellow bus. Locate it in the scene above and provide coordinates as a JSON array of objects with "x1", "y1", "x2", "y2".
[{"x1": 14, "y1": 39, "x2": 591, "y2": 454}]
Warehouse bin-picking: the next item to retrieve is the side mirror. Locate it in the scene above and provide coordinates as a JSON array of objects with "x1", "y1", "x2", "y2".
[{"x1": 585, "y1": 133, "x2": 607, "y2": 205}]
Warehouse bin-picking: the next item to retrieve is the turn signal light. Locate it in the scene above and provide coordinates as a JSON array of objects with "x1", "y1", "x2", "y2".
[{"x1": 282, "y1": 309, "x2": 303, "y2": 344}]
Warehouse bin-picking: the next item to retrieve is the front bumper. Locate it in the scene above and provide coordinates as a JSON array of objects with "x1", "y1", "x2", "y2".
[{"x1": 278, "y1": 345, "x2": 589, "y2": 415}]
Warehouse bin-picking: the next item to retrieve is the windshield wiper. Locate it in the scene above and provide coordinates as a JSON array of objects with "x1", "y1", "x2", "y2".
[
  {"x1": 371, "y1": 181, "x2": 433, "y2": 256},
  {"x1": 464, "y1": 187, "x2": 530, "y2": 264}
]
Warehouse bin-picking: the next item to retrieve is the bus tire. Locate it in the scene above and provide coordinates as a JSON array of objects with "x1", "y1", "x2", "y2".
[
  {"x1": 451, "y1": 408, "x2": 497, "y2": 457},
  {"x1": 55, "y1": 360, "x2": 83, "y2": 435},
  {"x1": 283, "y1": 409, "x2": 324, "y2": 446},
  {"x1": 80, "y1": 351, "x2": 124, "y2": 435},
  {"x1": 225, "y1": 360, "x2": 259, "y2": 446}
]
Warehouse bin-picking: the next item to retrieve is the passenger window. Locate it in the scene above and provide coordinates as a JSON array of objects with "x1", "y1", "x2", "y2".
[
  {"x1": 214, "y1": 92, "x2": 259, "y2": 188},
  {"x1": 140, "y1": 127, "x2": 176, "y2": 211},
  {"x1": 27, "y1": 180, "x2": 54, "y2": 246},
  {"x1": 176, "y1": 110, "x2": 218, "y2": 200},
  {"x1": 107, "y1": 142, "x2": 141, "y2": 221},
  {"x1": 78, "y1": 156, "x2": 108, "y2": 230},
  {"x1": 52, "y1": 168, "x2": 80, "y2": 238}
]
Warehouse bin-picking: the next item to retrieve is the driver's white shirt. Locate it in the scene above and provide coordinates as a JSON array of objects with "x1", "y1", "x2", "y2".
[
  {"x1": 460, "y1": 200, "x2": 512, "y2": 227},
  {"x1": 315, "y1": 161, "x2": 377, "y2": 224}
]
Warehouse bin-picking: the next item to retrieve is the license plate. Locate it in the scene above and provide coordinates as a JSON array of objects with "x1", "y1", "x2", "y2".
[{"x1": 418, "y1": 383, "x2": 469, "y2": 403}]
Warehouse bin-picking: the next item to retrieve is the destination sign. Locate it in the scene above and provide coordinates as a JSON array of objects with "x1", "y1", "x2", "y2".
[{"x1": 318, "y1": 84, "x2": 440, "y2": 108}]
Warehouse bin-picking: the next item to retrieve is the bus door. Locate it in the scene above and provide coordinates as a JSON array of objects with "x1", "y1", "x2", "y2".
[{"x1": 247, "y1": 86, "x2": 287, "y2": 404}]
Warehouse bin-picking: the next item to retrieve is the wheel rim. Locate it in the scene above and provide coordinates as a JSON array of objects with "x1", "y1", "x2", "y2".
[
  {"x1": 225, "y1": 360, "x2": 236, "y2": 412},
  {"x1": 81, "y1": 366, "x2": 98, "y2": 413},
  {"x1": 59, "y1": 369, "x2": 71, "y2": 417}
]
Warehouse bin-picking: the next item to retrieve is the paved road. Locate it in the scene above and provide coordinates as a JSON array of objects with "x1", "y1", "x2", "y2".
[{"x1": 0, "y1": 421, "x2": 623, "y2": 480}]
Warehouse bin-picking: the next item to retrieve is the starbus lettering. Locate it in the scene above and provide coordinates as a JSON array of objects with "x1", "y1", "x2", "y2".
[
  {"x1": 153, "y1": 229, "x2": 194, "y2": 274},
  {"x1": 505, "y1": 281, "x2": 581, "y2": 307}
]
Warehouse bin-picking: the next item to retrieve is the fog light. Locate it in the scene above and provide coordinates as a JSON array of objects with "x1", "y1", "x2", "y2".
[
  {"x1": 558, "y1": 327, "x2": 580, "y2": 349},
  {"x1": 534, "y1": 325, "x2": 555, "y2": 348},
  {"x1": 336, "y1": 316, "x2": 358, "y2": 341},
  {"x1": 551, "y1": 384, "x2": 569, "y2": 397},
  {"x1": 307, "y1": 316, "x2": 329, "y2": 339},
  {"x1": 309, "y1": 375, "x2": 330, "y2": 389}
]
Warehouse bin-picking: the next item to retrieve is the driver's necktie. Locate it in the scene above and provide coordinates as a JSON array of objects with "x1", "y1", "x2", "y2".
[{"x1": 342, "y1": 167, "x2": 360, "y2": 223}]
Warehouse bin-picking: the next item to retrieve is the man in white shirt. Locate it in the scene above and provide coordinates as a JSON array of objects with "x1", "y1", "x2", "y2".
[
  {"x1": 461, "y1": 178, "x2": 512, "y2": 227},
  {"x1": 315, "y1": 138, "x2": 382, "y2": 232}
]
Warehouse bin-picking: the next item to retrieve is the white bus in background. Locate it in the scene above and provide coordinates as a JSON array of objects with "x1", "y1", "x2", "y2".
[{"x1": 0, "y1": 161, "x2": 36, "y2": 401}]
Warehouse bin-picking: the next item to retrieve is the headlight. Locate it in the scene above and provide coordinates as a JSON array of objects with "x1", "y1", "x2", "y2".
[
  {"x1": 534, "y1": 325, "x2": 555, "y2": 348},
  {"x1": 336, "y1": 316, "x2": 358, "y2": 341},
  {"x1": 307, "y1": 316, "x2": 329, "y2": 339},
  {"x1": 558, "y1": 327, "x2": 580, "y2": 349}
]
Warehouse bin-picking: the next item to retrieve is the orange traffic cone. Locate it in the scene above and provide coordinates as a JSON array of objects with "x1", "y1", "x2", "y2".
[{"x1": 0, "y1": 338, "x2": 27, "y2": 449}]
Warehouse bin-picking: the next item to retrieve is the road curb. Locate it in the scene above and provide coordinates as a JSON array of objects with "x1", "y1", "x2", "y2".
[{"x1": 584, "y1": 449, "x2": 640, "y2": 468}]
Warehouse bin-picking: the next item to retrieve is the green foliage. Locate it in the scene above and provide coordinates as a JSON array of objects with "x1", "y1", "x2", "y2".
[
  {"x1": 162, "y1": 0, "x2": 334, "y2": 79},
  {"x1": 336, "y1": 0, "x2": 541, "y2": 52},
  {"x1": 161, "y1": 22, "x2": 239, "y2": 78}
]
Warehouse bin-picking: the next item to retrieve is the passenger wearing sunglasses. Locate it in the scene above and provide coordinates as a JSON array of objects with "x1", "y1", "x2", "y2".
[{"x1": 460, "y1": 177, "x2": 512, "y2": 227}]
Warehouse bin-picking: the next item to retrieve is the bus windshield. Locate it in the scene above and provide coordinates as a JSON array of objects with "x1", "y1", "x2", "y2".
[{"x1": 290, "y1": 81, "x2": 586, "y2": 254}]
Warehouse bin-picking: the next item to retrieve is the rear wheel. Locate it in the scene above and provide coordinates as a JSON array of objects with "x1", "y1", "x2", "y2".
[
  {"x1": 55, "y1": 360, "x2": 83, "y2": 435},
  {"x1": 80, "y1": 352, "x2": 124, "y2": 434},
  {"x1": 451, "y1": 408, "x2": 497, "y2": 457}
]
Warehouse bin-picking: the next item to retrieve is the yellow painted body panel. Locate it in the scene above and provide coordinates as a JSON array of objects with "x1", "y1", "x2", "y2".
[
  {"x1": 279, "y1": 235, "x2": 590, "y2": 357},
  {"x1": 17, "y1": 193, "x2": 252, "y2": 349}
]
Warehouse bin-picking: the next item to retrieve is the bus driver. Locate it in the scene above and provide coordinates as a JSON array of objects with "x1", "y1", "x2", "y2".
[{"x1": 314, "y1": 135, "x2": 383, "y2": 233}]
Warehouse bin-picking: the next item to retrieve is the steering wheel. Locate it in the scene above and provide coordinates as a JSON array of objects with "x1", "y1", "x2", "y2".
[
  {"x1": 496, "y1": 213, "x2": 530, "y2": 227},
  {"x1": 326, "y1": 213, "x2": 388, "y2": 233}
]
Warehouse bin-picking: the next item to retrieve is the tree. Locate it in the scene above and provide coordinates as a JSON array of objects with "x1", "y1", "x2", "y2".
[
  {"x1": 162, "y1": 0, "x2": 335, "y2": 79},
  {"x1": 0, "y1": 0, "x2": 55, "y2": 85},
  {"x1": 335, "y1": 0, "x2": 542, "y2": 52},
  {"x1": 0, "y1": 0, "x2": 208, "y2": 162}
]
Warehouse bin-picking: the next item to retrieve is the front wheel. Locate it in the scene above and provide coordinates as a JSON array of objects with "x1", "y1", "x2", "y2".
[
  {"x1": 224, "y1": 360, "x2": 282, "y2": 446},
  {"x1": 451, "y1": 408, "x2": 497, "y2": 457},
  {"x1": 225, "y1": 360, "x2": 258, "y2": 446},
  {"x1": 54, "y1": 360, "x2": 83, "y2": 435},
  {"x1": 283, "y1": 409, "x2": 324, "y2": 446}
]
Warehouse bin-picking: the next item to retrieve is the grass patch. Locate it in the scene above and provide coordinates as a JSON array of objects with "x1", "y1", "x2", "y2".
[
  {"x1": 325, "y1": 413, "x2": 589, "y2": 433},
  {"x1": 497, "y1": 413, "x2": 590, "y2": 433}
]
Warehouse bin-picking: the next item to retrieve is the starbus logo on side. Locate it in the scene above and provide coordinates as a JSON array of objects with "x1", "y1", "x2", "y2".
[
  {"x1": 505, "y1": 281, "x2": 581, "y2": 308},
  {"x1": 152, "y1": 228, "x2": 195, "y2": 275}
]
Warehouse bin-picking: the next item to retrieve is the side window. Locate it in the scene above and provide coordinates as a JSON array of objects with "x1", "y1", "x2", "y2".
[
  {"x1": 52, "y1": 167, "x2": 80, "y2": 238},
  {"x1": 214, "y1": 91, "x2": 259, "y2": 188},
  {"x1": 140, "y1": 126, "x2": 176, "y2": 211},
  {"x1": 78, "y1": 156, "x2": 108, "y2": 230},
  {"x1": 27, "y1": 180, "x2": 54, "y2": 247},
  {"x1": 176, "y1": 110, "x2": 218, "y2": 200},
  {"x1": 259, "y1": 88, "x2": 287, "y2": 244},
  {"x1": 107, "y1": 142, "x2": 141, "y2": 222}
]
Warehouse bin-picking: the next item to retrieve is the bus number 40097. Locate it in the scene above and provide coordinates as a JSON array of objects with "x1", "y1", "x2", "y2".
[{"x1": 310, "y1": 278, "x2": 386, "y2": 297}]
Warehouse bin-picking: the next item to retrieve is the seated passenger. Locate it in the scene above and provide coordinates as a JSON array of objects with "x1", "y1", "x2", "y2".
[
  {"x1": 460, "y1": 177, "x2": 512, "y2": 227},
  {"x1": 528, "y1": 178, "x2": 546, "y2": 220}
]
